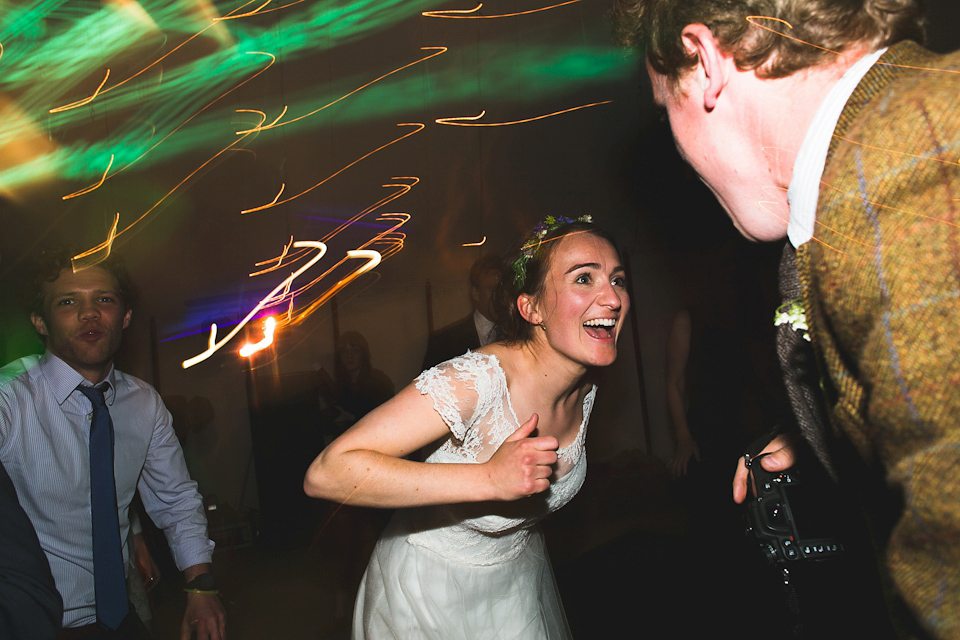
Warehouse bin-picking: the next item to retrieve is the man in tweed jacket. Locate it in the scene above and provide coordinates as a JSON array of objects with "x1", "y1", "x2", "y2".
[{"x1": 615, "y1": 1, "x2": 958, "y2": 637}]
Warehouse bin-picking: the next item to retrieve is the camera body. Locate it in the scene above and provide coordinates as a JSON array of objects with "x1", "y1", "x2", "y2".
[{"x1": 745, "y1": 458, "x2": 844, "y2": 565}]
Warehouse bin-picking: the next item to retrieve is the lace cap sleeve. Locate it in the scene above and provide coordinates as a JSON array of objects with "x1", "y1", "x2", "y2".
[{"x1": 414, "y1": 352, "x2": 495, "y2": 443}]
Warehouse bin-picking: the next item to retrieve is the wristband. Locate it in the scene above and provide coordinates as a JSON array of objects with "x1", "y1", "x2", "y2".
[{"x1": 183, "y1": 573, "x2": 219, "y2": 595}]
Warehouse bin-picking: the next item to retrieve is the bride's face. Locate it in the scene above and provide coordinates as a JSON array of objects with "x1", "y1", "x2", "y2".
[{"x1": 527, "y1": 232, "x2": 629, "y2": 368}]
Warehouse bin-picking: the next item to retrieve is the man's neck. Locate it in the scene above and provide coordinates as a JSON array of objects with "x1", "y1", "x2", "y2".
[{"x1": 756, "y1": 46, "x2": 873, "y2": 190}]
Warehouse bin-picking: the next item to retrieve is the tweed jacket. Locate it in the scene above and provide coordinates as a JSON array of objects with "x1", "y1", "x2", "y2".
[{"x1": 795, "y1": 42, "x2": 960, "y2": 639}]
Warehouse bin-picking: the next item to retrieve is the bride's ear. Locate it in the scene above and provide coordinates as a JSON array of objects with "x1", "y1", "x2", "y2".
[{"x1": 517, "y1": 294, "x2": 541, "y2": 326}]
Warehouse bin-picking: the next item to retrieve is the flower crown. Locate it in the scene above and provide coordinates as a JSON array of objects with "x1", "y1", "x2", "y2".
[{"x1": 512, "y1": 214, "x2": 593, "y2": 287}]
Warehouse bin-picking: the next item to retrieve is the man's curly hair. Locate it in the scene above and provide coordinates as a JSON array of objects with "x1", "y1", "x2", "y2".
[
  {"x1": 20, "y1": 246, "x2": 138, "y2": 320},
  {"x1": 613, "y1": 0, "x2": 924, "y2": 82}
]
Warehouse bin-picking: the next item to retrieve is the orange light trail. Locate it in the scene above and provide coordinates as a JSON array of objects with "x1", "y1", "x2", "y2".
[
  {"x1": 48, "y1": 0, "x2": 274, "y2": 114},
  {"x1": 239, "y1": 315, "x2": 278, "y2": 357},
  {"x1": 247, "y1": 178, "x2": 416, "y2": 280},
  {"x1": 423, "y1": 1, "x2": 580, "y2": 19},
  {"x1": 60, "y1": 51, "x2": 277, "y2": 208},
  {"x1": 186, "y1": 175, "x2": 415, "y2": 368},
  {"x1": 182, "y1": 240, "x2": 329, "y2": 368},
  {"x1": 71, "y1": 213, "x2": 120, "y2": 271},
  {"x1": 63, "y1": 155, "x2": 115, "y2": 200},
  {"x1": 436, "y1": 101, "x2": 611, "y2": 127},
  {"x1": 746, "y1": 16, "x2": 840, "y2": 57},
  {"x1": 236, "y1": 47, "x2": 447, "y2": 134},
  {"x1": 100, "y1": 122, "x2": 261, "y2": 246},
  {"x1": 747, "y1": 15, "x2": 960, "y2": 75},
  {"x1": 818, "y1": 179, "x2": 960, "y2": 232},
  {"x1": 283, "y1": 249, "x2": 383, "y2": 328},
  {"x1": 49, "y1": 70, "x2": 111, "y2": 113},
  {"x1": 831, "y1": 135, "x2": 960, "y2": 168},
  {"x1": 241, "y1": 123, "x2": 424, "y2": 213},
  {"x1": 462, "y1": 237, "x2": 486, "y2": 247}
]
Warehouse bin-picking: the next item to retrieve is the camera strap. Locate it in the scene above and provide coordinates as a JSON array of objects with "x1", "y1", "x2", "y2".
[{"x1": 777, "y1": 566, "x2": 804, "y2": 639}]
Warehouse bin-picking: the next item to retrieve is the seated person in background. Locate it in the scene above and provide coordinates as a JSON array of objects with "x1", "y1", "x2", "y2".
[{"x1": 422, "y1": 254, "x2": 502, "y2": 370}]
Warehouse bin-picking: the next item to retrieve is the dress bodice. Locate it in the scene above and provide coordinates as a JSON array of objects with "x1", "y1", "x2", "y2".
[{"x1": 406, "y1": 352, "x2": 594, "y2": 565}]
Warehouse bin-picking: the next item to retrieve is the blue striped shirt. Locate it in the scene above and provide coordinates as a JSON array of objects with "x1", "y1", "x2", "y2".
[{"x1": 0, "y1": 352, "x2": 213, "y2": 628}]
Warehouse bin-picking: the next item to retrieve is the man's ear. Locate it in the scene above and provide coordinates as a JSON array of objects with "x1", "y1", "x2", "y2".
[
  {"x1": 517, "y1": 294, "x2": 541, "y2": 326},
  {"x1": 30, "y1": 313, "x2": 48, "y2": 337},
  {"x1": 122, "y1": 309, "x2": 132, "y2": 330},
  {"x1": 680, "y1": 23, "x2": 730, "y2": 111}
]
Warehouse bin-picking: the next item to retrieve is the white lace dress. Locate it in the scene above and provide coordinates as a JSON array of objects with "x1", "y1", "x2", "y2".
[{"x1": 353, "y1": 352, "x2": 595, "y2": 640}]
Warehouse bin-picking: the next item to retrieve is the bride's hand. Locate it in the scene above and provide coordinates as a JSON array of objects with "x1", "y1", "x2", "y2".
[{"x1": 484, "y1": 414, "x2": 559, "y2": 501}]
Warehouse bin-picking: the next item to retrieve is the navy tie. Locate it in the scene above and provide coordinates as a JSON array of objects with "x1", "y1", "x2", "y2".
[{"x1": 77, "y1": 383, "x2": 129, "y2": 630}]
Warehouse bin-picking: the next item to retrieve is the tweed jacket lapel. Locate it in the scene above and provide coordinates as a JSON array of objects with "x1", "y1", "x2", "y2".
[{"x1": 776, "y1": 243, "x2": 836, "y2": 477}]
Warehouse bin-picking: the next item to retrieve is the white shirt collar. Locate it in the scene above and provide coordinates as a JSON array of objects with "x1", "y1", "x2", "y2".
[
  {"x1": 787, "y1": 47, "x2": 887, "y2": 247},
  {"x1": 473, "y1": 309, "x2": 496, "y2": 346}
]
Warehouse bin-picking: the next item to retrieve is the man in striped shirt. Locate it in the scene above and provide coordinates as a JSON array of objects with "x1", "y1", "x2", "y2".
[{"x1": 0, "y1": 247, "x2": 225, "y2": 640}]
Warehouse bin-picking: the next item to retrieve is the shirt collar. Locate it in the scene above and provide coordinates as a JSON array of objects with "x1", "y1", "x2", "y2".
[
  {"x1": 473, "y1": 309, "x2": 496, "y2": 345},
  {"x1": 787, "y1": 47, "x2": 887, "y2": 247},
  {"x1": 39, "y1": 351, "x2": 118, "y2": 406}
]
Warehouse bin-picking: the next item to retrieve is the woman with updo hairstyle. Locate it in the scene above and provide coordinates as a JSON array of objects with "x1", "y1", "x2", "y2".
[{"x1": 305, "y1": 215, "x2": 630, "y2": 640}]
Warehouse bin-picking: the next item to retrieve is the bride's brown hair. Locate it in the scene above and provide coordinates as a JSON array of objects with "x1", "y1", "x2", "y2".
[{"x1": 492, "y1": 220, "x2": 616, "y2": 344}]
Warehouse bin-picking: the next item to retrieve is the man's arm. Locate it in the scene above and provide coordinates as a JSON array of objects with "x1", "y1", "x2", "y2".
[
  {"x1": 181, "y1": 563, "x2": 225, "y2": 640},
  {"x1": 805, "y1": 46, "x2": 960, "y2": 637},
  {"x1": 135, "y1": 394, "x2": 223, "y2": 640},
  {"x1": 665, "y1": 309, "x2": 700, "y2": 477},
  {"x1": 0, "y1": 460, "x2": 62, "y2": 640}
]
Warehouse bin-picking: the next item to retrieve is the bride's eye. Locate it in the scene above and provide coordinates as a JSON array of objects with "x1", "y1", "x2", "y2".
[{"x1": 575, "y1": 273, "x2": 591, "y2": 284}]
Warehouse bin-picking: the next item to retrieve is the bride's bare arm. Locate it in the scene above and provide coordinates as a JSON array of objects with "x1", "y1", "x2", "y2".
[{"x1": 303, "y1": 383, "x2": 559, "y2": 508}]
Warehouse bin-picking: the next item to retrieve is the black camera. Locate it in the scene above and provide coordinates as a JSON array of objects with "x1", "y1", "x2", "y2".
[{"x1": 745, "y1": 454, "x2": 844, "y2": 565}]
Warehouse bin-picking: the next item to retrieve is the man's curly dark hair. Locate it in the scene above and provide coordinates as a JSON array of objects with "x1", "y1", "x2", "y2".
[
  {"x1": 19, "y1": 246, "x2": 138, "y2": 321},
  {"x1": 613, "y1": 0, "x2": 924, "y2": 82}
]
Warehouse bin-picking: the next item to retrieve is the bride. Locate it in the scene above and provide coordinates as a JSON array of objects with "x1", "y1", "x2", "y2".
[{"x1": 304, "y1": 216, "x2": 630, "y2": 639}]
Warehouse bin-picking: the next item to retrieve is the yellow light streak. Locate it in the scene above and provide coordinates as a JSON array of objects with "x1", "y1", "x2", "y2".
[
  {"x1": 182, "y1": 240, "x2": 328, "y2": 368},
  {"x1": 275, "y1": 211, "x2": 408, "y2": 328},
  {"x1": 239, "y1": 315, "x2": 277, "y2": 357},
  {"x1": 831, "y1": 135, "x2": 960, "y2": 168},
  {"x1": 282, "y1": 250, "x2": 382, "y2": 328},
  {"x1": 71, "y1": 213, "x2": 120, "y2": 271},
  {"x1": 436, "y1": 101, "x2": 611, "y2": 127},
  {"x1": 462, "y1": 236, "x2": 486, "y2": 247},
  {"x1": 61, "y1": 52, "x2": 276, "y2": 204},
  {"x1": 49, "y1": 70, "x2": 111, "y2": 113},
  {"x1": 236, "y1": 47, "x2": 447, "y2": 134},
  {"x1": 423, "y1": 1, "x2": 580, "y2": 18},
  {"x1": 747, "y1": 15, "x2": 960, "y2": 75},
  {"x1": 49, "y1": 0, "x2": 269, "y2": 113},
  {"x1": 63, "y1": 155, "x2": 115, "y2": 199},
  {"x1": 250, "y1": 236, "x2": 297, "y2": 277},
  {"x1": 241, "y1": 123, "x2": 424, "y2": 213}
]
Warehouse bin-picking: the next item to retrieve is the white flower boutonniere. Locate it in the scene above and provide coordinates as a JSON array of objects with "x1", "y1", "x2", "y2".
[{"x1": 774, "y1": 299, "x2": 810, "y2": 341}]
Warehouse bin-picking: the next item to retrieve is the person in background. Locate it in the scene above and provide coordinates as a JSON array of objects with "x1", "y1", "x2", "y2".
[{"x1": 422, "y1": 254, "x2": 502, "y2": 370}]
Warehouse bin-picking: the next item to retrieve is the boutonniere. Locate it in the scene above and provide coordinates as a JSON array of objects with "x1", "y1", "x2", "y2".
[{"x1": 774, "y1": 298, "x2": 810, "y2": 341}]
